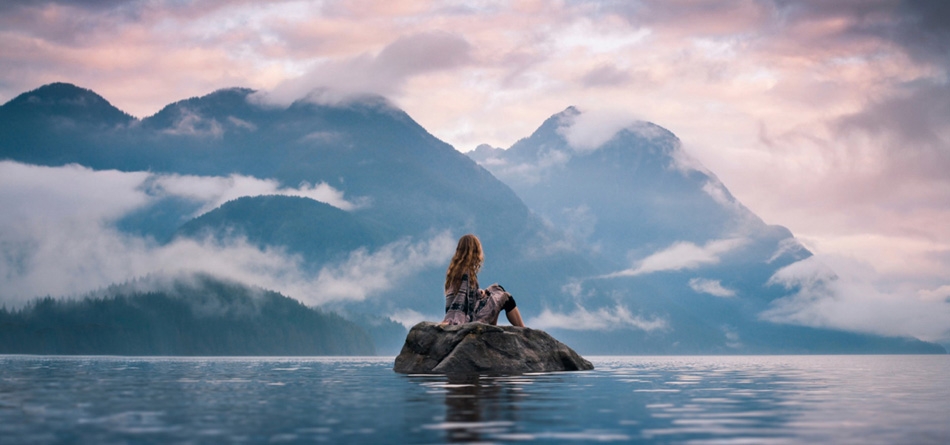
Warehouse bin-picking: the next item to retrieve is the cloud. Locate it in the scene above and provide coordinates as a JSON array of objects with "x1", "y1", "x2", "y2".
[
  {"x1": 761, "y1": 256, "x2": 950, "y2": 343},
  {"x1": 560, "y1": 205, "x2": 597, "y2": 244},
  {"x1": 890, "y1": 0, "x2": 950, "y2": 68},
  {"x1": 479, "y1": 107, "x2": 688, "y2": 186},
  {"x1": 146, "y1": 172, "x2": 366, "y2": 214},
  {"x1": 0, "y1": 216, "x2": 300, "y2": 307},
  {"x1": 482, "y1": 146, "x2": 571, "y2": 186},
  {"x1": 834, "y1": 81, "x2": 950, "y2": 183},
  {"x1": 306, "y1": 233, "x2": 455, "y2": 304},
  {"x1": 688, "y1": 278, "x2": 736, "y2": 298},
  {"x1": 918, "y1": 285, "x2": 950, "y2": 303},
  {"x1": 766, "y1": 0, "x2": 950, "y2": 70},
  {"x1": 0, "y1": 0, "x2": 138, "y2": 13},
  {"x1": 557, "y1": 107, "x2": 640, "y2": 152},
  {"x1": 0, "y1": 161, "x2": 408, "y2": 307},
  {"x1": 767, "y1": 237, "x2": 809, "y2": 264},
  {"x1": 0, "y1": 162, "x2": 150, "y2": 225},
  {"x1": 159, "y1": 108, "x2": 225, "y2": 138},
  {"x1": 721, "y1": 324, "x2": 742, "y2": 349},
  {"x1": 742, "y1": 77, "x2": 950, "y2": 278},
  {"x1": 603, "y1": 238, "x2": 747, "y2": 278},
  {"x1": 389, "y1": 308, "x2": 431, "y2": 330},
  {"x1": 253, "y1": 30, "x2": 473, "y2": 106},
  {"x1": 519, "y1": 216, "x2": 583, "y2": 258},
  {"x1": 699, "y1": 179, "x2": 734, "y2": 206},
  {"x1": 529, "y1": 305, "x2": 668, "y2": 332},
  {"x1": 580, "y1": 63, "x2": 631, "y2": 87}
]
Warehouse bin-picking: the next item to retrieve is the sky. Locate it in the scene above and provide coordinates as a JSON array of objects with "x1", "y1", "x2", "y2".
[{"x1": 1, "y1": 0, "x2": 948, "y2": 340}]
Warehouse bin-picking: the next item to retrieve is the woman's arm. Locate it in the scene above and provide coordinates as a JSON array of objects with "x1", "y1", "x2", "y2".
[{"x1": 505, "y1": 307, "x2": 525, "y2": 327}]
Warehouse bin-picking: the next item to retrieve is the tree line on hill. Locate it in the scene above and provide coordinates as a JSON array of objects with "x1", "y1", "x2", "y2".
[{"x1": 0, "y1": 276, "x2": 382, "y2": 356}]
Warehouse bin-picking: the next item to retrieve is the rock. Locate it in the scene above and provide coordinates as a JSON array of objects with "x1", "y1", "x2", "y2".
[{"x1": 393, "y1": 321, "x2": 594, "y2": 374}]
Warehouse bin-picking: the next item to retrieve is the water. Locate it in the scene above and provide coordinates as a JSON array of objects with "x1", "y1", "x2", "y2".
[{"x1": 1, "y1": 355, "x2": 947, "y2": 444}]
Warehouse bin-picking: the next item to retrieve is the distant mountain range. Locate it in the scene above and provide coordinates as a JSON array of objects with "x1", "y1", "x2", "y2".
[{"x1": 0, "y1": 83, "x2": 944, "y2": 354}]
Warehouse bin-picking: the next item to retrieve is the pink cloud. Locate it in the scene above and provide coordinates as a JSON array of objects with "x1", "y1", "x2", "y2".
[{"x1": 253, "y1": 30, "x2": 472, "y2": 106}]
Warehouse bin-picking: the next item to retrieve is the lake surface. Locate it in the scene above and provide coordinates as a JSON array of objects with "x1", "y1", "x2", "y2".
[{"x1": 1, "y1": 355, "x2": 947, "y2": 444}]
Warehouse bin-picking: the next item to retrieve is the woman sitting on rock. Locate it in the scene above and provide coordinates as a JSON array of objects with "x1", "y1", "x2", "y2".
[{"x1": 441, "y1": 234, "x2": 525, "y2": 327}]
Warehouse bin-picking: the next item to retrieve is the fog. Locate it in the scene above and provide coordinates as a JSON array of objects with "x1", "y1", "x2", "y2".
[{"x1": 0, "y1": 161, "x2": 449, "y2": 307}]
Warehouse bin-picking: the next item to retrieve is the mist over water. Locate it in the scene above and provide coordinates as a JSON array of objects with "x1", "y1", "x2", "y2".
[{"x1": 2, "y1": 355, "x2": 947, "y2": 444}]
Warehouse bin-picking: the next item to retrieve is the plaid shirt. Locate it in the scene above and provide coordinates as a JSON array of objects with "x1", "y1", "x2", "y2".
[{"x1": 442, "y1": 275, "x2": 516, "y2": 325}]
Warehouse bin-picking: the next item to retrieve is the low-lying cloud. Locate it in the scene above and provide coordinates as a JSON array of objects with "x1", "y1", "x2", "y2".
[
  {"x1": 557, "y1": 108, "x2": 640, "y2": 152},
  {"x1": 603, "y1": 238, "x2": 747, "y2": 278},
  {"x1": 762, "y1": 255, "x2": 950, "y2": 344},
  {"x1": 527, "y1": 304, "x2": 669, "y2": 332},
  {"x1": 483, "y1": 147, "x2": 571, "y2": 186},
  {"x1": 146, "y1": 172, "x2": 366, "y2": 215},
  {"x1": 0, "y1": 161, "x2": 437, "y2": 308},
  {"x1": 307, "y1": 233, "x2": 454, "y2": 304},
  {"x1": 688, "y1": 278, "x2": 736, "y2": 298},
  {"x1": 389, "y1": 308, "x2": 431, "y2": 330},
  {"x1": 530, "y1": 304, "x2": 668, "y2": 332}
]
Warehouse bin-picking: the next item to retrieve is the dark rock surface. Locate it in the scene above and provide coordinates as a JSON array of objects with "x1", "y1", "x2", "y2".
[{"x1": 393, "y1": 322, "x2": 593, "y2": 374}]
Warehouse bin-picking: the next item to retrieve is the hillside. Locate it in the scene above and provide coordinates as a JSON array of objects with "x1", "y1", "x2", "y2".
[{"x1": 0, "y1": 275, "x2": 379, "y2": 356}]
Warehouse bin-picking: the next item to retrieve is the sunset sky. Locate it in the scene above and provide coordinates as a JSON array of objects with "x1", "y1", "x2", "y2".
[{"x1": 1, "y1": 1, "x2": 948, "y2": 339}]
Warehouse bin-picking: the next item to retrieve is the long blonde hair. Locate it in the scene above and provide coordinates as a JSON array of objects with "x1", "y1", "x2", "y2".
[{"x1": 445, "y1": 234, "x2": 484, "y2": 292}]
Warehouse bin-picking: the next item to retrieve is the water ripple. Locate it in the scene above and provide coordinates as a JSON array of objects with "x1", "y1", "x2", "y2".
[{"x1": 0, "y1": 355, "x2": 947, "y2": 444}]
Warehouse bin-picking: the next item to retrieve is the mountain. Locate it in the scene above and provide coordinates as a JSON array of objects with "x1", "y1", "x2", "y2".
[
  {"x1": 0, "y1": 82, "x2": 133, "y2": 127},
  {"x1": 469, "y1": 107, "x2": 803, "y2": 261},
  {"x1": 0, "y1": 83, "x2": 531, "y2": 241},
  {"x1": 0, "y1": 83, "x2": 943, "y2": 354},
  {"x1": 176, "y1": 195, "x2": 385, "y2": 264},
  {"x1": 0, "y1": 83, "x2": 591, "y2": 317},
  {"x1": 0, "y1": 274, "x2": 377, "y2": 355},
  {"x1": 468, "y1": 107, "x2": 944, "y2": 354},
  {"x1": 0, "y1": 82, "x2": 134, "y2": 166}
]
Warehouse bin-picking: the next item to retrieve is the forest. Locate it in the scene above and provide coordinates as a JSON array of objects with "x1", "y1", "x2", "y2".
[{"x1": 0, "y1": 275, "x2": 379, "y2": 356}]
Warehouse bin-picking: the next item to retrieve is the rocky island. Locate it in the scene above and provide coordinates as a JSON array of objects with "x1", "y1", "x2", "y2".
[{"x1": 393, "y1": 322, "x2": 593, "y2": 374}]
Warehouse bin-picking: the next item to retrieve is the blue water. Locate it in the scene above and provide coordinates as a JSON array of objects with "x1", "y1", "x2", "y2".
[{"x1": 1, "y1": 355, "x2": 948, "y2": 444}]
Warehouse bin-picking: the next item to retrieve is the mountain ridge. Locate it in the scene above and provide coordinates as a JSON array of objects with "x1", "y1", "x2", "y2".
[
  {"x1": 1, "y1": 82, "x2": 134, "y2": 126},
  {"x1": 0, "y1": 82, "x2": 943, "y2": 354}
]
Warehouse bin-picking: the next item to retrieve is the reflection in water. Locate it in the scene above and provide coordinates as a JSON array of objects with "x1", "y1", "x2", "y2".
[
  {"x1": 609, "y1": 359, "x2": 808, "y2": 442},
  {"x1": 1, "y1": 356, "x2": 948, "y2": 444},
  {"x1": 443, "y1": 376, "x2": 496, "y2": 442},
  {"x1": 418, "y1": 374, "x2": 523, "y2": 442},
  {"x1": 408, "y1": 356, "x2": 950, "y2": 444},
  {"x1": 414, "y1": 363, "x2": 805, "y2": 443}
]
